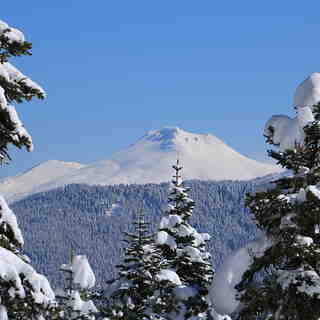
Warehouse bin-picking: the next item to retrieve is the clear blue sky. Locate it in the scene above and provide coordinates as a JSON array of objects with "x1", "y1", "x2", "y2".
[{"x1": 1, "y1": 1, "x2": 319, "y2": 177}]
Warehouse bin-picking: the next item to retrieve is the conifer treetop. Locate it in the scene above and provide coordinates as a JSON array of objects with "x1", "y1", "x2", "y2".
[
  {"x1": 0, "y1": 20, "x2": 45, "y2": 163},
  {"x1": 156, "y1": 160, "x2": 214, "y2": 319},
  {"x1": 104, "y1": 209, "x2": 166, "y2": 320},
  {"x1": 167, "y1": 159, "x2": 195, "y2": 220}
]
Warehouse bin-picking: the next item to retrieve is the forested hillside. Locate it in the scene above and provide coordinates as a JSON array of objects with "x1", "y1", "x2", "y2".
[{"x1": 11, "y1": 180, "x2": 261, "y2": 289}]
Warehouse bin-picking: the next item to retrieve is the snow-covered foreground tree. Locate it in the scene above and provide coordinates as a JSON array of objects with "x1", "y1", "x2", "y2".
[
  {"x1": 234, "y1": 102, "x2": 320, "y2": 319},
  {"x1": 103, "y1": 209, "x2": 167, "y2": 320},
  {"x1": 0, "y1": 19, "x2": 45, "y2": 163},
  {"x1": 156, "y1": 160, "x2": 214, "y2": 319},
  {"x1": 58, "y1": 254, "x2": 98, "y2": 319},
  {"x1": 0, "y1": 195, "x2": 55, "y2": 319},
  {"x1": 0, "y1": 20, "x2": 56, "y2": 319}
]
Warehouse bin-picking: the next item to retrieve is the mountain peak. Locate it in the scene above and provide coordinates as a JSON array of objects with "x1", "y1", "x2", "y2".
[
  {"x1": 141, "y1": 126, "x2": 185, "y2": 151},
  {"x1": 144, "y1": 126, "x2": 182, "y2": 140},
  {"x1": 0, "y1": 127, "x2": 282, "y2": 202},
  {"x1": 139, "y1": 126, "x2": 223, "y2": 152}
]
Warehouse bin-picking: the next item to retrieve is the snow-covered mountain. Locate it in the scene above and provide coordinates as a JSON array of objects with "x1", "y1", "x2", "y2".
[{"x1": 0, "y1": 127, "x2": 282, "y2": 202}]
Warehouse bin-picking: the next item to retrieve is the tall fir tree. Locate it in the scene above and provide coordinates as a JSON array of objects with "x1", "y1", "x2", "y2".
[
  {"x1": 104, "y1": 209, "x2": 165, "y2": 320},
  {"x1": 0, "y1": 19, "x2": 45, "y2": 163},
  {"x1": 157, "y1": 160, "x2": 214, "y2": 319},
  {"x1": 236, "y1": 104, "x2": 320, "y2": 319}
]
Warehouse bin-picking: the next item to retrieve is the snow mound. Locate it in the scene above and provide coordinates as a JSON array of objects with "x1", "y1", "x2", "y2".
[
  {"x1": 0, "y1": 246, "x2": 55, "y2": 304},
  {"x1": 264, "y1": 107, "x2": 314, "y2": 151},
  {"x1": 294, "y1": 72, "x2": 320, "y2": 109},
  {"x1": 61, "y1": 255, "x2": 95, "y2": 290},
  {"x1": 156, "y1": 231, "x2": 177, "y2": 250},
  {"x1": 156, "y1": 269, "x2": 182, "y2": 285},
  {"x1": 265, "y1": 72, "x2": 320, "y2": 151},
  {"x1": 69, "y1": 291, "x2": 98, "y2": 314},
  {"x1": 210, "y1": 236, "x2": 271, "y2": 315},
  {"x1": 0, "y1": 20, "x2": 25, "y2": 44}
]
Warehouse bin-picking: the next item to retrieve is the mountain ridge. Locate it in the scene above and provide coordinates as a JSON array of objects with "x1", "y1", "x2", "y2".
[{"x1": 0, "y1": 127, "x2": 282, "y2": 202}]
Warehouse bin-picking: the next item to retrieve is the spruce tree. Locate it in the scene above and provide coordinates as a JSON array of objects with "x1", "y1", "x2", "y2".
[
  {"x1": 157, "y1": 160, "x2": 214, "y2": 319},
  {"x1": 236, "y1": 104, "x2": 320, "y2": 319},
  {"x1": 0, "y1": 20, "x2": 45, "y2": 163},
  {"x1": 104, "y1": 210, "x2": 164, "y2": 320}
]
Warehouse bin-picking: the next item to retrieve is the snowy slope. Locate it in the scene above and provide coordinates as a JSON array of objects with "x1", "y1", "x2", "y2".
[
  {"x1": 0, "y1": 127, "x2": 282, "y2": 202},
  {"x1": 0, "y1": 160, "x2": 85, "y2": 202}
]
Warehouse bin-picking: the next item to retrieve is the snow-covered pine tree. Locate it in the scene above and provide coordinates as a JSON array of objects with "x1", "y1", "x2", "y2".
[
  {"x1": 156, "y1": 160, "x2": 214, "y2": 319},
  {"x1": 0, "y1": 195, "x2": 55, "y2": 319},
  {"x1": 58, "y1": 254, "x2": 98, "y2": 320},
  {"x1": 236, "y1": 104, "x2": 320, "y2": 319},
  {"x1": 0, "y1": 19, "x2": 55, "y2": 320},
  {"x1": 104, "y1": 209, "x2": 165, "y2": 320},
  {"x1": 0, "y1": 19, "x2": 45, "y2": 163}
]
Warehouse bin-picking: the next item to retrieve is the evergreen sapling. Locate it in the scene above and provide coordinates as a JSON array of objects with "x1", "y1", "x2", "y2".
[
  {"x1": 157, "y1": 160, "x2": 214, "y2": 319},
  {"x1": 104, "y1": 209, "x2": 165, "y2": 320}
]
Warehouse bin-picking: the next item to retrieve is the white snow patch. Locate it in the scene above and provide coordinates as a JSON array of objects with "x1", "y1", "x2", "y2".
[
  {"x1": 160, "y1": 215, "x2": 182, "y2": 229},
  {"x1": 298, "y1": 106, "x2": 315, "y2": 128},
  {"x1": 264, "y1": 114, "x2": 304, "y2": 151},
  {"x1": 0, "y1": 305, "x2": 7, "y2": 320},
  {"x1": 308, "y1": 185, "x2": 320, "y2": 200},
  {"x1": 183, "y1": 246, "x2": 204, "y2": 263},
  {"x1": 156, "y1": 231, "x2": 177, "y2": 250},
  {"x1": 61, "y1": 255, "x2": 95, "y2": 290},
  {"x1": 0, "y1": 20, "x2": 25, "y2": 44},
  {"x1": 0, "y1": 195, "x2": 23, "y2": 246},
  {"x1": 265, "y1": 73, "x2": 320, "y2": 152},
  {"x1": 156, "y1": 269, "x2": 182, "y2": 285},
  {"x1": 0, "y1": 247, "x2": 55, "y2": 304},
  {"x1": 177, "y1": 224, "x2": 194, "y2": 237},
  {"x1": 209, "y1": 309, "x2": 232, "y2": 320},
  {"x1": 294, "y1": 72, "x2": 320, "y2": 109},
  {"x1": 210, "y1": 236, "x2": 271, "y2": 315},
  {"x1": 295, "y1": 235, "x2": 313, "y2": 246},
  {"x1": 69, "y1": 290, "x2": 98, "y2": 314}
]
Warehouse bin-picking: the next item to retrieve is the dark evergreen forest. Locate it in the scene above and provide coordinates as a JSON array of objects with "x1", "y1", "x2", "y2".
[{"x1": 11, "y1": 180, "x2": 267, "y2": 289}]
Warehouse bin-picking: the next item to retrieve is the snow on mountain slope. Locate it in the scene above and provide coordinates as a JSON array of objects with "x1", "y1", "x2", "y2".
[
  {"x1": 0, "y1": 127, "x2": 282, "y2": 202},
  {"x1": 0, "y1": 160, "x2": 85, "y2": 202},
  {"x1": 106, "y1": 127, "x2": 281, "y2": 183}
]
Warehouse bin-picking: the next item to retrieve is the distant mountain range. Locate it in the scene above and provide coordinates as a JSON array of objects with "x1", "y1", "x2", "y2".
[{"x1": 0, "y1": 127, "x2": 282, "y2": 202}]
